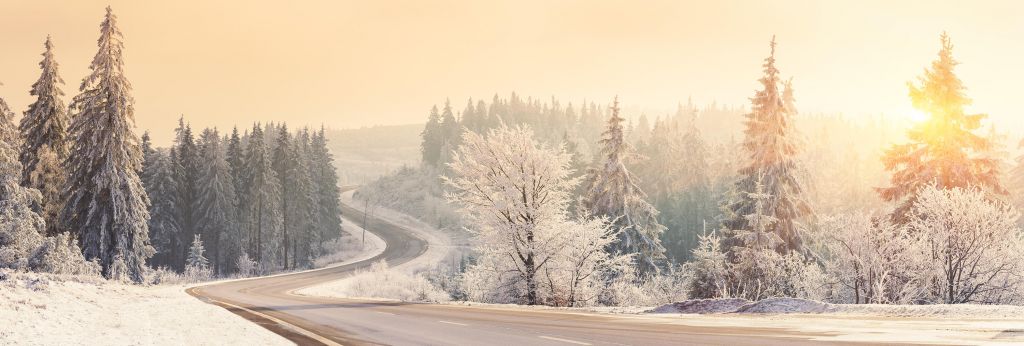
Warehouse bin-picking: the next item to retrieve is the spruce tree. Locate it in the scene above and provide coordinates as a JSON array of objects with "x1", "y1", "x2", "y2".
[
  {"x1": 196, "y1": 129, "x2": 238, "y2": 274},
  {"x1": 421, "y1": 105, "x2": 442, "y2": 166},
  {"x1": 19, "y1": 37, "x2": 69, "y2": 235},
  {"x1": 63, "y1": 7, "x2": 153, "y2": 282},
  {"x1": 0, "y1": 93, "x2": 47, "y2": 270},
  {"x1": 144, "y1": 149, "x2": 181, "y2": 269},
  {"x1": 311, "y1": 127, "x2": 343, "y2": 245},
  {"x1": 243, "y1": 124, "x2": 280, "y2": 267},
  {"x1": 287, "y1": 129, "x2": 317, "y2": 266},
  {"x1": 173, "y1": 117, "x2": 199, "y2": 268},
  {"x1": 879, "y1": 33, "x2": 1005, "y2": 221},
  {"x1": 721, "y1": 36, "x2": 810, "y2": 254},
  {"x1": 271, "y1": 124, "x2": 292, "y2": 268},
  {"x1": 581, "y1": 97, "x2": 667, "y2": 275}
]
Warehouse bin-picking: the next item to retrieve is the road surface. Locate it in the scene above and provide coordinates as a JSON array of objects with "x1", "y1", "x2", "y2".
[{"x1": 189, "y1": 197, "x2": 873, "y2": 345}]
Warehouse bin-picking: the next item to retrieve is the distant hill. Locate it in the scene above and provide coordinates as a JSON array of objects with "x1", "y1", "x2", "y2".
[{"x1": 324, "y1": 124, "x2": 423, "y2": 184}]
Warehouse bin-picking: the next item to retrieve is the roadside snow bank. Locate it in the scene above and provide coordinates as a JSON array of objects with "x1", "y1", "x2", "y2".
[
  {"x1": 341, "y1": 190, "x2": 453, "y2": 274},
  {"x1": 737, "y1": 297, "x2": 831, "y2": 313},
  {"x1": 0, "y1": 269, "x2": 291, "y2": 345},
  {"x1": 650, "y1": 298, "x2": 751, "y2": 314},
  {"x1": 653, "y1": 297, "x2": 1024, "y2": 319}
]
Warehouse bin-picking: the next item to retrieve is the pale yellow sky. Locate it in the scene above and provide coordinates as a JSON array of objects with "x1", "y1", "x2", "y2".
[{"x1": 1, "y1": 0, "x2": 1022, "y2": 145}]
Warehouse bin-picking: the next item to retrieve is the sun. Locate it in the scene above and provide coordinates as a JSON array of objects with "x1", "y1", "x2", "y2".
[{"x1": 906, "y1": 108, "x2": 929, "y2": 123}]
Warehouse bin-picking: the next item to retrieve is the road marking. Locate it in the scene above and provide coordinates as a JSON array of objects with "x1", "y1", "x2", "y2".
[
  {"x1": 375, "y1": 311, "x2": 396, "y2": 315},
  {"x1": 539, "y1": 335, "x2": 592, "y2": 345},
  {"x1": 187, "y1": 287, "x2": 344, "y2": 346},
  {"x1": 438, "y1": 320, "x2": 469, "y2": 326}
]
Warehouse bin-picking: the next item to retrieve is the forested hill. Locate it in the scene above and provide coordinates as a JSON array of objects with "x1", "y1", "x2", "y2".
[{"x1": 323, "y1": 124, "x2": 422, "y2": 184}]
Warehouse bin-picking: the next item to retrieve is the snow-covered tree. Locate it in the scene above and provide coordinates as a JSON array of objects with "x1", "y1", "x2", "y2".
[
  {"x1": 185, "y1": 234, "x2": 211, "y2": 281},
  {"x1": 143, "y1": 149, "x2": 181, "y2": 269},
  {"x1": 446, "y1": 125, "x2": 629, "y2": 306},
  {"x1": 0, "y1": 95, "x2": 46, "y2": 270},
  {"x1": 721, "y1": 36, "x2": 810, "y2": 253},
  {"x1": 243, "y1": 123, "x2": 280, "y2": 268},
  {"x1": 684, "y1": 232, "x2": 729, "y2": 299},
  {"x1": 816, "y1": 212, "x2": 930, "y2": 304},
  {"x1": 196, "y1": 129, "x2": 238, "y2": 274},
  {"x1": 421, "y1": 105, "x2": 443, "y2": 166},
  {"x1": 173, "y1": 117, "x2": 200, "y2": 267},
  {"x1": 908, "y1": 185, "x2": 1024, "y2": 304},
  {"x1": 310, "y1": 127, "x2": 343, "y2": 245},
  {"x1": 18, "y1": 36, "x2": 69, "y2": 236},
  {"x1": 62, "y1": 7, "x2": 153, "y2": 282},
  {"x1": 581, "y1": 97, "x2": 666, "y2": 275},
  {"x1": 271, "y1": 124, "x2": 293, "y2": 268},
  {"x1": 879, "y1": 33, "x2": 1006, "y2": 222}
]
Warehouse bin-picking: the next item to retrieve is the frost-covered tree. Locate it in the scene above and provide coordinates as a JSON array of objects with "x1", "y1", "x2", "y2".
[
  {"x1": 310, "y1": 127, "x2": 343, "y2": 245},
  {"x1": 143, "y1": 149, "x2": 181, "y2": 269},
  {"x1": 172, "y1": 117, "x2": 200, "y2": 267},
  {"x1": 243, "y1": 124, "x2": 280, "y2": 267},
  {"x1": 196, "y1": 129, "x2": 238, "y2": 274},
  {"x1": 62, "y1": 7, "x2": 153, "y2": 282},
  {"x1": 908, "y1": 186, "x2": 1024, "y2": 304},
  {"x1": 684, "y1": 232, "x2": 729, "y2": 299},
  {"x1": 816, "y1": 213, "x2": 930, "y2": 304},
  {"x1": 184, "y1": 234, "x2": 211, "y2": 280},
  {"x1": 447, "y1": 125, "x2": 630, "y2": 306},
  {"x1": 721, "y1": 37, "x2": 810, "y2": 253},
  {"x1": 879, "y1": 33, "x2": 1005, "y2": 222},
  {"x1": 445, "y1": 125, "x2": 575, "y2": 305},
  {"x1": 0, "y1": 96, "x2": 47, "y2": 270},
  {"x1": 271, "y1": 124, "x2": 293, "y2": 268},
  {"x1": 581, "y1": 97, "x2": 666, "y2": 275},
  {"x1": 18, "y1": 36, "x2": 69, "y2": 236},
  {"x1": 421, "y1": 105, "x2": 443, "y2": 166}
]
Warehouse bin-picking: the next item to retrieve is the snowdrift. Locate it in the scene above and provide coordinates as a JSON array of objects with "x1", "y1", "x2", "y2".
[{"x1": 652, "y1": 297, "x2": 1024, "y2": 318}]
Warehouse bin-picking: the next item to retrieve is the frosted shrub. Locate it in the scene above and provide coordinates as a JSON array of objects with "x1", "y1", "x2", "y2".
[
  {"x1": 816, "y1": 213, "x2": 930, "y2": 304},
  {"x1": 236, "y1": 253, "x2": 258, "y2": 278},
  {"x1": 108, "y1": 254, "x2": 130, "y2": 283},
  {"x1": 343, "y1": 260, "x2": 449, "y2": 302},
  {"x1": 909, "y1": 186, "x2": 1024, "y2": 304},
  {"x1": 685, "y1": 232, "x2": 729, "y2": 299},
  {"x1": 28, "y1": 233, "x2": 100, "y2": 276}
]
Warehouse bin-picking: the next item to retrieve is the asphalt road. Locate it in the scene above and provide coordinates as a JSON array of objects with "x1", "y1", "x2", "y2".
[{"x1": 189, "y1": 197, "x2": 872, "y2": 346}]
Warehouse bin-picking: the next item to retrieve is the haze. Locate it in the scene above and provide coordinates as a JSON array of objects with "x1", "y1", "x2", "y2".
[{"x1": 1, "y1": 0, "x2": 1021, "y2": 145}]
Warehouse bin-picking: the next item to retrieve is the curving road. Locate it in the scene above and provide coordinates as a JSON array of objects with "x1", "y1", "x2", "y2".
[{"x1": 189, "y1": 195, "x2": 871, "y2": 345}]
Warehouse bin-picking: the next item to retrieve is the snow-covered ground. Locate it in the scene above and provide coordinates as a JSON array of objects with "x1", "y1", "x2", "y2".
[
  {"x1": 0, "y1": 213, "x2": 389, "y2": 346},
  {"x1": 0, "y1": 270, "x2": 292, "y2": 346}
]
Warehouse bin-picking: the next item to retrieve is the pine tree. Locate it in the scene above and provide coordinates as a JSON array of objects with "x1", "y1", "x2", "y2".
[
  {"x1": 143, "y1": 149, "x2": 181, "y2": 269},
  {"x1": 421, "y1": 105, "x2": 442, "y2": 166},
  {"x1": 18, "y1": 37, "x2": 69, "y2": 236},
  {"x1": 721, "y1": 36, "x2": 810, "y2": 254},
  {"x1": 581, "y1": 97, "x2": 667, "y2": 275},
  {"x1": 173, "y1": 117, "x2": 200, "y2": 268},
  {"x1": 243, "y1": 123, "x2": 280, "y2": 267},
  {"x1": 287, "y1": 129, "x2": 317, "y2": 266},
  {"x1": 62, "y1": 7, "x2": 153, "y2": 282},
  {"x1": 879, "y1": 33, "x2": 1005, "y2": 221},
  {"x1": 311, "y1": 127, "x2": 343, "y2": 246},
  {"x1": 271, "y1": 124, "x2": 293, "y2": 268},
  {"x1": 0, "y1": 94, "x2": 47, "y2": 270},
  {"x1": 196, "y1": 129, "x2": 238, "y2": 274},
  {"x1": 186, "y1": 234, "x2": 209, "y2": 269}
]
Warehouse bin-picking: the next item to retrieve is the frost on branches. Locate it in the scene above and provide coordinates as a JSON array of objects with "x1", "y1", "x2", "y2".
[
  {"x1": 62, "y1": 7, "x2": 153, "y2": 282},
  {"x1": 879, "y1": 33, "x2": 1005, "y2": 222},
  {"x1": 581, "y1": 97, "x2": 667, "y2": 275},
  {"x1": 18, "y1": 36, "x2": 69, "y2": 236},
  {"x1": 445, "y1": 125, "x2": 629, "y2": 306},
  {"x1": 721, "y1": 36, "x2": 810, "y2": 254},
  {"x1": 185, "y1": 235, "x2": 212, "y2": 281}
]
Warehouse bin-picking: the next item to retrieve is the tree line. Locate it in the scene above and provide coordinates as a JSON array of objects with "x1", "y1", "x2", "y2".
[
  {"x1": 399, "y1": 33, "x2": 1024, "y2": 306},
  {"x1": 0, "y1": 7, "x2": 344, "y2": 283}
]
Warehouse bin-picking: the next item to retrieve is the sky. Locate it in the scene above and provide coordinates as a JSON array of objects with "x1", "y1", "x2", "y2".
[{"x1": 1, "y1": 0, "x2": 1022, "y2": 145}]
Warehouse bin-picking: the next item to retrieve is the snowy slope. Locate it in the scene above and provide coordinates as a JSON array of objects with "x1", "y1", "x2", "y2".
[{"x1": 0, "y1": 270, "x2": 292, "y2": 346}]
